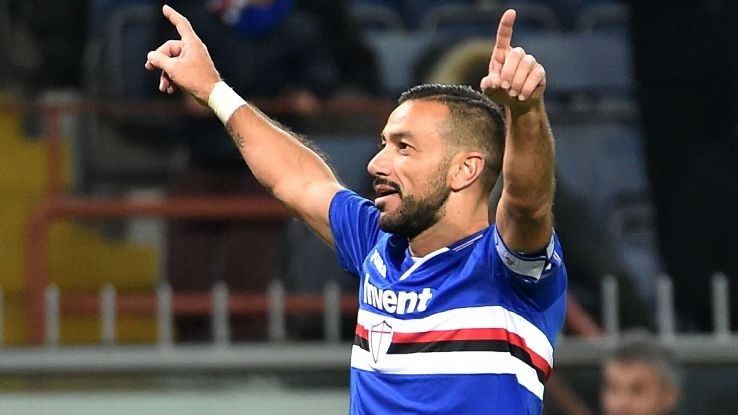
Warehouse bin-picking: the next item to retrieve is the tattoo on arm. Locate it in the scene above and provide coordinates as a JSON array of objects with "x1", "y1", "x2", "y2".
[
  {"x1": 223, "y1": 109, "x2": 336, "y2": 178},
  {"x1": 227, "y1": 124, "x2": 245, "y2": 149}
]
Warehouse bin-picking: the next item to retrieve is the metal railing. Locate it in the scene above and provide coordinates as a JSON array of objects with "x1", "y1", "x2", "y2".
[
  {"x1": 36, "y1": 280, "x2": 358, "y2": 347},
  {"x1": 2, "y1": 272, "x2": 736, "y2": 356},
  {"x1": 555, "y1": 272, "x2": 738, "y2": 370},
  {"x1": 1, "y1": 98, "x2": 394, "y2": 345}
]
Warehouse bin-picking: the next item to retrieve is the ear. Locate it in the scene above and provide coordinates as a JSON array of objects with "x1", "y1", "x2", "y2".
[{"x1": 449, "y1": 152, "x2": 485, "y2": 192}]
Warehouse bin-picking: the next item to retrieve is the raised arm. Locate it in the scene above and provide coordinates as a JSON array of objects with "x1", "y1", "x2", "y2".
[
  {"x1": 145, "y1": 5, "x2": 342, "y2": 245},
  {"x1": 481, "y1": 9, "x2": 555, "y2": 253}
]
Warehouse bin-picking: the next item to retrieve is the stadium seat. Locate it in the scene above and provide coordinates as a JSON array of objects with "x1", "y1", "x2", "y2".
[
  {"x1": 87, "y1": 2, "x2": 160, "y2": 99},
  {"x1": 364, "y1": 31, "x2": 441, "y2": 97},
  {"x1": 574, "y1": 3, "x2": 631, "y2": 35},
  {"x1": 402, "y1": 0, "x2": 473, "y2": 30},
  {"x1": 552, "y1": 119, "x2": 661, "y2": 303},
  {"x1": 421, "y1": 3, "x2": 559, "y2": 37},
  {"x1": 513, "y1": 32, "x2": 633, "y2": 109},
  {"x1": 420, "y1": 5, "x2": 501, "y2": 37},
  {"x1": 351, "y1": 4, "x2": 406, "y2": 32},
  {"x1": 552, "y1": 120, "x2": 647, "y2": 219},
  {"x1": 81, "y1": 2, "x2": 182, "y2": 192},
  {"x1": 504, "y1": 0, "x2": 621, "y2": 30}
]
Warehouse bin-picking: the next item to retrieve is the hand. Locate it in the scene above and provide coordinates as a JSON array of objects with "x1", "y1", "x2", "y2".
[
  {"x1": 144, "y1": 5, "x2": 222, "y2": 104},
  {"x1": 481, "y1": 9, "x2": 546, "y2": 113}
]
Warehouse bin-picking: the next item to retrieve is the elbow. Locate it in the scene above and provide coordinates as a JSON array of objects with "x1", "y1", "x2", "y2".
[
  {"x1": 271, "y1": 180, "x2": 299, "y2": 208},
  {"x1": 271, "y1": 175, "x2": 338, "y2": 212}
]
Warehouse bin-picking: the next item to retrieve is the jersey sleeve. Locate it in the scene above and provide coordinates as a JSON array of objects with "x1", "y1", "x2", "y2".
[
  {"x1": 493, "y1": 226, "x2": 567, "y2": 309},
  {"x1": 329, "y1": 189, "x2": 382, "y2": 277}
]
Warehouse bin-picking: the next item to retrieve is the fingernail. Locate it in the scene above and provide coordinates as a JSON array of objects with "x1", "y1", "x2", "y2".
[
  {"x1": 501, "y1": 81, "x2": 510, "y2": 89},
  {"x1": 518, "y1": 95, "x2": 526, "y2": 101},
  {"x1": 490, "y1": 79, "x2": 499, "y2": 89},
  {"x1": 509, "y1": 89, "x2": 518, "y2": 97},
  {"x1": 159, "y1": 79, "x2": 164, "y2": 91}
]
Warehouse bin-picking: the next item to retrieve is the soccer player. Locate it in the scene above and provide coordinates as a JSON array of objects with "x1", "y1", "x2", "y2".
[{"x1": 146, "y1": 5, "x2": 566, "y2": 414}]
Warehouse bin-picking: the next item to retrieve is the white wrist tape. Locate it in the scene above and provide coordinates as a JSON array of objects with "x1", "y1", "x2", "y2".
[{"x1": 208, "y1": 81, "x2": 246, "y2": 125}]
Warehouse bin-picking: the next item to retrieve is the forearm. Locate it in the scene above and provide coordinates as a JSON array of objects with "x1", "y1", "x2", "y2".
[
  {"x1": 479, "y1": 7, "x2": 555, "y2": 251},
  {"x1": 497, "y1": 102, "x2": 555, "y2": 250},
  {"x1": 225, "y1": 103, "x2": 339, "y2": 206},
  {"x1": 503, "y1": 103, "x2": 555, "y2": 213}
]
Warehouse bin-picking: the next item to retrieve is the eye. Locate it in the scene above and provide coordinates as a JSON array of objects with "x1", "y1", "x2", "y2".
[{"x1": 398, "y1": 142, "x2": 410, "y2": 152}]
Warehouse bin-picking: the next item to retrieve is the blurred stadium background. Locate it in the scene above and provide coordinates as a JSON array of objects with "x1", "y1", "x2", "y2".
[{"x1": 1, "y1": 0, "x2": 737, "y2": 414}]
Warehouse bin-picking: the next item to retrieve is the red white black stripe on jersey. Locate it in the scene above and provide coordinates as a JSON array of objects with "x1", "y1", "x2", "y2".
[
  {"x1": 354, "y1": 325, "x2": 551, "y2": 384},
  {"x1": 351, "y1": 307, "x2": 554, "y2": 400}
]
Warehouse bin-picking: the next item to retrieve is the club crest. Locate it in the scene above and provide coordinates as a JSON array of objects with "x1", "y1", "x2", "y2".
[{"x1": 368, "y1": 320, "x2": 394, "y2": 363}]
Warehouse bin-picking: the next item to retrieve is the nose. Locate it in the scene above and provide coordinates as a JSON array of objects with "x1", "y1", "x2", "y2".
[{"x1": 367, "y1": 146, "x2": 390, "y2": 178}]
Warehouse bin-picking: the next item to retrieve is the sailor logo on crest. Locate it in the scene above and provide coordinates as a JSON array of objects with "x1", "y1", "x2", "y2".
[{"x1": 368, "y1": 320, "x2": 394, "y2": 363}]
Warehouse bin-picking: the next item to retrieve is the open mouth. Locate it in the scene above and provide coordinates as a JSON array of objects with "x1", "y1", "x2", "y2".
[
  {"x1": 375, "y1": 184, "x2": 399, "y2": 198},
  {"x1": 373, "y1": 180, "x2": 400, "y2": 208}
]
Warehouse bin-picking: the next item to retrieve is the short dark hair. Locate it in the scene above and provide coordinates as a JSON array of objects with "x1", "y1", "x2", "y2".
[
  {"x1": 398, "y1": 84, "x2": 506, "y2": 194},
  {"x1": 606, "y1": 332, "x2": 682, "y2": 389}
]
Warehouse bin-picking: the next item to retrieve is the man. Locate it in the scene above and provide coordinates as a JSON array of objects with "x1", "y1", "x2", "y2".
[
  {"x1": 601, "y1": 335, "x2": 681, "y2": 415},
  {"x1": 145, "y1": 5, "x2": 566, "y2": 414}
]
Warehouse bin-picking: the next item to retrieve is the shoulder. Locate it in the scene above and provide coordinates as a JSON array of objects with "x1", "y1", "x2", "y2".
[
  {"x1": 329, "y1": 189, "x2": 385, "y2": 275},
  {"x1": 329, "y1": 189, "x2": 380, "y2": 225},
  {"x1": 331, "y1": 188, "x2": 376, "y2": 210}
]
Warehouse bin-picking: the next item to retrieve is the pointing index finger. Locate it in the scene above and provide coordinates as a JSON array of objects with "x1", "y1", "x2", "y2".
[
  {"x1": 492, "y1": 9, "x2": 517, "y2": 64},
  {"x1": 163, "y1": 4, "x2": 196, "y2": 40}
]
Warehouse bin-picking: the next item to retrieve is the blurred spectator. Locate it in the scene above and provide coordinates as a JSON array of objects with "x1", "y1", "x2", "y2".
[
  {"x1": 601, "y1": 332, "x2": 681, "y2": 415},
  {"x1": 630, "y1": 0, "x2": 738, "y2": 331},
  {"x1": 23, "y1": 0, "x2": 88, "y2": 91},
  {"x1": 159, "y1": 0, "x2": 340, "y2": 341},
  {"x1": 1, "y1": 2, "x2": 36, "y2": 92},
  {"x1": 1, "y1": 0, "x2": 84, "y2": 94},
  {"x1": 296, "y1": 0, "x2": 381, "y2": 96}
]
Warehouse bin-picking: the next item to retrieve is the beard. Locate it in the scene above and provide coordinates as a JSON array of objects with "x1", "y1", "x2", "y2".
[{"x1": 376, "y1": 170, "x2": 451, "y2": 239}]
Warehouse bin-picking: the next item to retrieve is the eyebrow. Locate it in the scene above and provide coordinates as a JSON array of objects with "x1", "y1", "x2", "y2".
[{"x1": 380, "y1": 131, "x2": 414, "y2": 142}]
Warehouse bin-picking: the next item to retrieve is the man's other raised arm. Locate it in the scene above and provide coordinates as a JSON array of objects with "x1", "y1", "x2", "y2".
[
  {"x1": 481, "y1": 9, "x2": 555, "y2": 253},
  {"x1": 145, "y1": 5, "x2": 342, "y2": 246}
]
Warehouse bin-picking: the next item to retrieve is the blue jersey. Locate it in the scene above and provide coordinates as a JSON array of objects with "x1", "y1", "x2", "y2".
[{"x1": 329, "y1": 190, "x2": 567, "y2": 415}]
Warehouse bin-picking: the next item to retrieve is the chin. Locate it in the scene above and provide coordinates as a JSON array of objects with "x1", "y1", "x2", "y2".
[{"x1": 375, "y1": 193, "x2": 402, "y2": 212}]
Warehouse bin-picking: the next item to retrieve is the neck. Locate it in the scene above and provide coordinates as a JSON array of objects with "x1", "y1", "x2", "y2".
[{"x1": 408, "y1": 196, "x2": 490, "y2": 256}]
